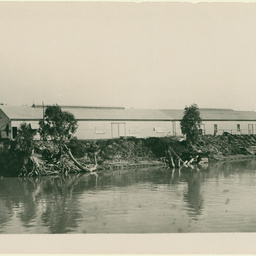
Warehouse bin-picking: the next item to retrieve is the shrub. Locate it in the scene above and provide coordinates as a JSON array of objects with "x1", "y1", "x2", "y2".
[{"x1": 68, "y1": 139, "x2": 87, "y2": 158}]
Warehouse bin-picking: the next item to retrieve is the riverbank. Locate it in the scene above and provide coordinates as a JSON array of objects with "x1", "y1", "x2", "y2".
[
  {"x1": 65, "y1": 134, "x2": 256, "y2": 167},
  {"x1": 1, "y1": 134, "x2": 256, "y2": 176}
]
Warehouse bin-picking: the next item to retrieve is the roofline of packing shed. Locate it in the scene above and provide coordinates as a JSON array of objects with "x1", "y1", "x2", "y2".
[
  {"x1": 76, "y1": 119, "x2": 256, "y2": 121},
  {"x1": 10, "y1": 119, "x2": 41, "y2": 121},
  {"x1": 9, "y1": 118, "x2": 256, "y2": 122},
  {"x1": 199, "y1": 119, "x2": 256, "y2": 121},
  {"x1": 0, "y1": 109, "x2": 10, "y2": 121},
  {"x1": 33, "y1": 105, "x2": 125, "y2": 110},
  {"x1": 75, "y1": 119, "x2": 173, "y2": 121},
  {"x1": 169, "y1": 119, "x2": 256, "y2": 121},
  {"x1": 76, "y1": 119, "x2": 256, "y2": 122},
  {"x1": 10, "y1": 118, "x2": 173, "y2": 121}
]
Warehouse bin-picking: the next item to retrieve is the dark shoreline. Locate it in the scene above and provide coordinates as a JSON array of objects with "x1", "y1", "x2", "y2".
[{"x1": 1, "y1": 134, "x2": 256, "y2": 177}]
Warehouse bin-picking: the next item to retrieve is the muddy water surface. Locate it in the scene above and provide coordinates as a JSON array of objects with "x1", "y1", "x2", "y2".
[{"x1": 1, "y1": 160, "x2": 256, "y2": 233}]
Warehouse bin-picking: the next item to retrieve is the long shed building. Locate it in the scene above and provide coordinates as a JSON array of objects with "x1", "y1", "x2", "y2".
[{"x1": 1, "y1": 105, "x2": 256, "y2": 140}]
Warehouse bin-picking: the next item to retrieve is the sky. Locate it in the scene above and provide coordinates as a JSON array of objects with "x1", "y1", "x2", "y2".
[{"x1": 1, "y1": 2, "x2": 256, "y2": 110}]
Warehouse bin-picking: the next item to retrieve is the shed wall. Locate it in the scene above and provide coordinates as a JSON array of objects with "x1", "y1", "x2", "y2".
[
  {"x1": 10, "y1": 120, "x2": 41, "y2": 140},
  {"x1": 2, "y1": 116, "x2": 256, "y2": 140},
  {"x1": 75, "y1": 120, "x2": 173, "y2": 139},
  {"x1": 169, "y1": 121, "x2": 256, "y2": 136},
  {"x1": 0, "y1": 110, "x2": 10, "y2": 139},
  {"x1": 202, "y1": 121, "x2": 256, "y2": 135}
]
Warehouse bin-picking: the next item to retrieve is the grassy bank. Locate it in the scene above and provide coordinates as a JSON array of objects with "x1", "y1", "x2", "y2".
[{"x1": 1, "y1": 134, "x2": 256, "y2": 177}]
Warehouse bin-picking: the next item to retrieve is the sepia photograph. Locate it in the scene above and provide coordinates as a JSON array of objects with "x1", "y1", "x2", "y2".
[{"x1": 1, "y1": 1, "x2": 256, "y2": 254}]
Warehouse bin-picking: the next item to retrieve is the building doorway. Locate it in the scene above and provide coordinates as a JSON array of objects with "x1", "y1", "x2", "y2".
[
  {"x1": 12, "y1": 127, "x2": 17, "y2": 139},
  {"x1": 214, "y1": 124, "x2": 218, "y2": 136},
  {"x1": 248, "y1": 124, "x2": 255, "y2": 134},
  {"x1": 111, "y1": 123, "x2": 126, "y2": 138}
]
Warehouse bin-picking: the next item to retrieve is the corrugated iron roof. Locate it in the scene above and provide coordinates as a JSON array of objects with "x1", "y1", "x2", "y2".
[
  {"x1": 34, "y1": 105, "x2": 125, "y2": 110},
  {"x1": 161, "y1": 108, "x2": 256, "y2": 120},
  {"x1": 60, "y1": 107, "x2": 172, "y2": 120},
  {"x1": 0, "y1": 106, "x2": 43, "y2": 120},
  {"x1": 200, "y1": 109, "x2": 256, "y2": 120},
  {"x1": 0, "y1": 106, "x2": 171, "y2": 120},
  {"x1": 159, "y1": 109, "x2": 184, "y2": 120},
  {"x1": 1, "y1": 106, "x2": 256, "y2": 121}
]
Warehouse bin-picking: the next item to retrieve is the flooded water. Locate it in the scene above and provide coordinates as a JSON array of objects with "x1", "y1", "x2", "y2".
[{"x1": 1, "y1": 160, "x2": 256, "y2": 233}]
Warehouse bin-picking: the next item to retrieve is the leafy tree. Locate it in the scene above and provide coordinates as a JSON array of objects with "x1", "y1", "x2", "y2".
[
  {"x1": 39, "y1": 105, "x2": 78, "y2": 156},
  {"x1": 16, "y1": 122, "x2": 35, "y2": 155},
  {"x1": 39, "y1": 105, "x2": 98, "y2": 173},
  {"x1": 0, "y1": 123, "x2": 35, "y2": 177},
  {"x1": 180, "y1": 104, "x2": 202, "y2": 144}
]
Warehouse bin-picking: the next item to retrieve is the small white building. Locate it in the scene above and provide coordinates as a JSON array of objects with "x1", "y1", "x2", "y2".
[
  {"x1": 1, "y1": 105, "x2": 256, "y2": 140},
  {"x1": 0, "y1": 106, "x2": 42, "y2": 140}
]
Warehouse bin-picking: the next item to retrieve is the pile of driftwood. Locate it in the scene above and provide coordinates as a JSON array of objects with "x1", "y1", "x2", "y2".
[
  {"x1": 20, "y1": 144, "x2": 99, "y2": 177},
  {"x1": 164, "y1": 146, "x2": 208, "y2": 169}
]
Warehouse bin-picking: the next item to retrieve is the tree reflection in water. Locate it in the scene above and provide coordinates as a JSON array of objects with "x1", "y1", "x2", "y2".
[
  {"x1": 1, "y1": 161, "x2": 256, "y2": 233},
  {"x1": 0, "y1": 199, "x2": 13, "y2": 229},
  {"x1": 0, "y1": 178, "x2": 38, "y2": 229},
  {"x1": 183, "y1": 171, "x2": 204, "y2": 219},
  {"x1": 0, "y1": 173, "x2": 98, "y2": 233}
]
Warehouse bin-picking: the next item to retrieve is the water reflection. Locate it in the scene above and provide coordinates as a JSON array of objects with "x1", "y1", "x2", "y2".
[
  {"x1": 0, "y1": 160, "x2": 256, "y2": 233},
  {"x1": 183, "y1": 172, "x2": 204, "y2": 217},
  {"x1": 0, "y1": 174, "x2": 98, "y2": 233},
  {"x1": 0, "y1": 199, "x2": 13, "y2": 227}
]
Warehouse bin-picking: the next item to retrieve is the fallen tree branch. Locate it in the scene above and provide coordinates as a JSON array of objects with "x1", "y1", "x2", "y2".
[{"x1": 63, "y1": 144, "x2": 98, "y2": 172}]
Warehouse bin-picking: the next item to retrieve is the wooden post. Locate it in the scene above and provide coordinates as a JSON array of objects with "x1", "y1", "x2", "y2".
[
  {"x1": 176, "y1": 158, "x2": 181, "y2": 167},
  {"x1": 170, "y1": 156, "x2": 175, "y2": 168}
]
